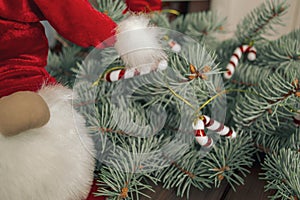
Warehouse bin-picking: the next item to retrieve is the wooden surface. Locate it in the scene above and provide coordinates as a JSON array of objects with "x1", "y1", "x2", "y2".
[{"x1": 141, "y1": 162, "x2": 271, "y2": 200}]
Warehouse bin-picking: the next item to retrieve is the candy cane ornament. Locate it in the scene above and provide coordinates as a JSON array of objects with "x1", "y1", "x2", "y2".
[
  {"x1": 192, "y1": 115, "x2": 236, "y2": 147},
  {"x1": 192, "y1": 118, "x2": 214, "y2": 147},
  {"x1": 105, "y1": 60, "x2": 168, "y2": 82},
  {"x1": 202, "y1": 115, "x2": 237, "y2": 138},
  {"x1": 224, "y1": 45, "x2": 257, "y2": 79}
]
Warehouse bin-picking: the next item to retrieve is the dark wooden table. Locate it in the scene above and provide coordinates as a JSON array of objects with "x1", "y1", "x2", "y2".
[{"x1": 141, "y1": 162, "x2": 273, "y2": 200}]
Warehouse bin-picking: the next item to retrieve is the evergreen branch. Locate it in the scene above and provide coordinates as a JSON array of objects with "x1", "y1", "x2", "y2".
[
  {"x1": 96, "y1": 0, "x2": 127, "y2": 22},
  {"x1": 258, "y1": 73, "x2": 296, "y2": 102},
  {"x1": 156, "y1": 148, "x2": 212, "y2": 199},
  {"x1": 230, "y1": 78, "x2": 258, "y2": 87},
  {"x1": 47, "y1": 45, "x2": 82, "y2": 87},
  {"x1": 233, "y1": 72, "x2": 298, "y2": 128},
  {"x1": 231, "y1": 66, "x2": 300, "y2": 151},
  {"x1": 166, "y1": 85, "x2": 195, "y2": 109},
  {"x1": 96, "y1": 166, "x2": 155, "y2": 200},
  {"x1": 120, "y1": 44, "x2": 217, "y2": 112},
  {"x1": 47, "y1": 1, "x2": 300, "y2": 198},
  {"x1": 255, "y1": 29, "x2": 300, "y2": 72},
  {"x1": 170, "y1": 161, "x2": 196, "y2": 179},
  {"x1": 215, "y1": 39, "x2": 241, "y2": 69},
  {"x1": 95, "y1": 136, "x2": 168, "y2": 199},
  {"x1": 202, "y1": 133, "x2": 256, "y2": 190},
  {"x1": 227, "y1": 63, "x2": 272, "y2": 88},
  {"x1": 255, "y1": 127, "x2": 300, "y2": 153},
  {"x1": 171, "y1": 11, "x2": 226, "y2": 42},
  {"x1": 235, "y1": 0, "x2": 289, "y2": 43},
  {"x1": 150, "y1": 12, "x2": 171, "y2": 29},
  {"x1": 261, "y1": 148, "x2": 300, "y2": 200},
  {"x1": 73, "y1": 80, "x2": 101, "y2": 117}
]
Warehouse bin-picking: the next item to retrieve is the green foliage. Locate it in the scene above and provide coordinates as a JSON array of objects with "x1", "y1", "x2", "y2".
[
  {"x1": 72, "y1": 38, "x2": 240, "y2": 200},
  {"x1": 150, "y1": 12, "x2": 170, "y2": 29},
  {"x1": 230, "y1": 32, "x2": 300, "y2": 151},
  {"x1": 234, "y1": 72, "x2": 296, "y2": 127},
  {"x1": 255, "y1": 29, "x2": 300, "y2": 73},
  {"x1": 261, "y1": 148, "x2": 300, "y2": 200},
  {"x1": 203, "y1": 133, "x2": 256, "y2": 190},
  {"x1": 255, "y1": 128, "x2": 300, "y2": 153},
  {"x1": 171, "y1": 11, "x2": 225, "y2": 40},
  {"x1": 95, "y1": 136, "x2": 164, "y2": 200},
  {"x1": 171, "y1": 11, "x2": 226, "y2": 46},
  {"x1": 47, "y1": 45, "x2": 82, "y2": 87},
  {"x1": 47, "y1": 0, "x2": 300, "y2": 199},
  {"x1": 235, "y1": 0, "x2": 289, "y2": 43},
  {"x1": 96, "y1": 0, "x2": 127, "y2": 22},
  {"x1": 156, "y1": 148, "x2": 212, "y2": 199},
  {"x1": 217, "y1": 2, "x2": 299, "y2": 199}
]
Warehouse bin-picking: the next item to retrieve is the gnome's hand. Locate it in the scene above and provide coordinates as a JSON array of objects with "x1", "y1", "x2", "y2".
[{"x1": 0, "y1": 91, "x2": 50, "y2": 136}]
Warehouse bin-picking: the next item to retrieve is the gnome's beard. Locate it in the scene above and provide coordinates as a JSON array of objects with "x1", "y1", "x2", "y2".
[{"x1": 0, "y1": 85, "x2": 95, "y2": 200}]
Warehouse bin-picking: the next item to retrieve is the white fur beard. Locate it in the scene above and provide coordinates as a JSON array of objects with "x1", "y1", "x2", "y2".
[
  {"x1": 0, "y1": 85, "x2": 95, "y2": 200},
  {"x1": 114, "y1": 15, "x2": 167, "y2": 69}
]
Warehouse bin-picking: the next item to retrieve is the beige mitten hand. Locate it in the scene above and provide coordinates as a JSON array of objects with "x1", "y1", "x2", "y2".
[{"x1": 0, "y1": 91, "x2": 50, "y2": 136}]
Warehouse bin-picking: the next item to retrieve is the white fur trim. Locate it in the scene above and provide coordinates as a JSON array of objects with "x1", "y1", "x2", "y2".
[
  {"x1": 0, "y1": 85, "x2": 95, "y2": 200},
  {"x1": 115, "y1": 15, "x2": 166, "y2": 69}
]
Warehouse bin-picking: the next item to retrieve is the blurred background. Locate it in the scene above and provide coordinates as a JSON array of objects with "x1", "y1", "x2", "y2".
[
  {"x1": 163, "y1": 0, "x2": 300, "y2": 40},
  {"x1": 89, "y1": 0, "x2": 300, "y2": 40}
]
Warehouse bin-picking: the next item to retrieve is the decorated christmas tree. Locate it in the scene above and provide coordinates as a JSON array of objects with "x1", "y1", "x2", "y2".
[{"x1": 47, "y1": 0, "x2": 299, "y2": 199}]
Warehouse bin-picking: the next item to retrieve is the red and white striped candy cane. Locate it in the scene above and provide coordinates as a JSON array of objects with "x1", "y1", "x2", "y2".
[
  {"x1": 202, "y1": 115, "x2": 237, "y2": 138},
  {"x1": 224, "y1": 45, "x2": 257, "y2": 79},
  {"x1": 105, "y1": 60, "x2": 168, "y2": 82},
  {"x1": 192, "y1": 118, "x2": 214, "y2": 147},
  {"x1": 168, "y1": 39, "x2": 181, "y2": 53}
]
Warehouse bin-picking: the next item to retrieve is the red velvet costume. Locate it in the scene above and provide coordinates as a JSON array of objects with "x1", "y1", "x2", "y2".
[{"x1": 0, "y1": 0, "x2": 116, "y2": 98}]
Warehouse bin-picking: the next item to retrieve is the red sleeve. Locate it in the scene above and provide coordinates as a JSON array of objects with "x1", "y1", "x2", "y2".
[
  {"x1": 125, "y1": 0, "x2": 162, "y2": 13},
  {"x1": 34, "y1": 0, "x2": 117, "y2": 47}
]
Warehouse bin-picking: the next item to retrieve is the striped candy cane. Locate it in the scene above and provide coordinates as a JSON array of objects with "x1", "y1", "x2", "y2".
[
  {"x1": 202, "y1": 115, "x2": 237, "y2": 138},
  {"x1": 105, "y1": 60, "x2": 168, "y2": 82},
  {"x1": 224, "y1": 45, "x2": 257, "y2": 79},
  {"x1": 192, "y1": 118, "x2": 214, "y2": 147},
  {"x1": 168, "y1": 39, "x2": 181, "y2": 53}
]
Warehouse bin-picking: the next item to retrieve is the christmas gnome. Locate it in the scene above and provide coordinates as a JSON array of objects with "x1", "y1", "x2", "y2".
[{"x1": 0, "y1": 0, "x2": 165, "y2": 200}]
